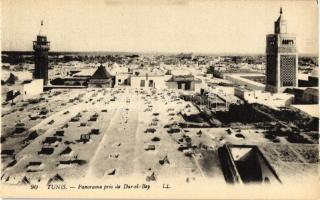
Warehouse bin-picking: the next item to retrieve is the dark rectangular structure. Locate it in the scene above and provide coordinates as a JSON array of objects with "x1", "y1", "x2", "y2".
[{"x1": 33, "y1": 35, "x2": 50, "y2": 85}]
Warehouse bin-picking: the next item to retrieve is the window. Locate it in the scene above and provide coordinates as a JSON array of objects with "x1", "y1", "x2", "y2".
[
  {"x1": 149, "y1": 80, "x2": 154, "y2": 87},
  {"x1": 140, "y1": 80, "x2": 145, "y2": 87},
  {"x1": 282, "y1": 39, "x2": 294, "y2": 45},
  {"x1": 178, "y1": 83, "x2": 182, "y2": 89},
  {"x1": 282, "y1": 81, "x2": 293, "y2": 87},
  {"x1": 185, "y1": 82, "x2": 191, "y2": 90},
  {"x1": 118, "y1": 79, "x2": 121, "y2": 83}
]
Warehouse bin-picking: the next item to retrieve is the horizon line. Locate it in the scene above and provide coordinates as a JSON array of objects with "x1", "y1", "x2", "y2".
[{"x1": 1, "y1": 50, "x2": 318, "y2": 57}]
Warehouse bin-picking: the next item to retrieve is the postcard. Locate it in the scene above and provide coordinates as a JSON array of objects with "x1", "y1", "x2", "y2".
[{"x1": 1, "y1": 0, "x2": 319, "y2": 199}]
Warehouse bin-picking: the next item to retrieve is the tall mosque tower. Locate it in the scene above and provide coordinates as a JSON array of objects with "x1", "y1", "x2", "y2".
[
  {"x1": 33, "y1": 20, "x2": 50, "y2": 85},
  {"x1": 266, "y1": 8, "x2": 298, "y2": 93}
]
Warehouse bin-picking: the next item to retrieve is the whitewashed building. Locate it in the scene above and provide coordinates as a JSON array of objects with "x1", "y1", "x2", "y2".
[
  {"x1": 235, "y1": 87, "x2": 294, "y2": 108},
  {"x1": 22, "y1": 79, "x2": 44, "y2": 99}
]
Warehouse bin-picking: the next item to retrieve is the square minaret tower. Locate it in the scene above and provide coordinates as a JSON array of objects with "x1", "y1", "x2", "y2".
[
  {"x1": 33, "y1": 21, "x2": 50, "y2": 85},
  {"x1": 266, "y1": 8, "x2": 298, "y2": 93}
]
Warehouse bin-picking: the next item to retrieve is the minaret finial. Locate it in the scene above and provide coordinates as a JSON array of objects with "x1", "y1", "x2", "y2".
[
  {"x1": 39, "y1": 20, "x2": 44, "y2": 35},
  {"x1": 280, "y1": 7, "x2": 283, "y2": 15}
]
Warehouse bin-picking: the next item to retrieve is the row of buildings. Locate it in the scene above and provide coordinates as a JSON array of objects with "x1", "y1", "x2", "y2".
[{"x1": 61, "y1": 64, "x2": 202, "y2": 92}]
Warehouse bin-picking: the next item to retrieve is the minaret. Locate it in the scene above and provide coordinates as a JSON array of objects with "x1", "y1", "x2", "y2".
[
  {"x1": 33, "y1": 20, "x2": 50, "y2": 85},
  {"x1": 266, "y1": 8, "x2": 298, "y2": 93}
]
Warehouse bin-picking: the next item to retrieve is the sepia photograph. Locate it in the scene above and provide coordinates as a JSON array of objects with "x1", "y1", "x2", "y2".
[{"x1": 1, "y1": 0, "x2": 319, "y2": 199}]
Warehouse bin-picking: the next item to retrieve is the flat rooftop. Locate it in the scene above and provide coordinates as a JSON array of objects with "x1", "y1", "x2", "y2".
[
  {"x1": 225, "y1": 73, "x2": 266, "y2": 88},
  {"x1": 1, "y1": 88, "x2": 318, "y2": 185}
]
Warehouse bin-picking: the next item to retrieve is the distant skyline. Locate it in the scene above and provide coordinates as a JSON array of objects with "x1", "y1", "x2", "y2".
[{"x1": 1, "y1": 0, "x2": 318, "y2": 55}]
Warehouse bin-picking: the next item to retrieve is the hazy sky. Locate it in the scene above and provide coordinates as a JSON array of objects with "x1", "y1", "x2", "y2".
[{"x1": 1, "y1": 0, "x2": 318, "y2": 54}]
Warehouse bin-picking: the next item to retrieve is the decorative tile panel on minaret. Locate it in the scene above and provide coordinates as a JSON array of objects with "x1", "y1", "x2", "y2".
[
  {"x1": 33, "y1": 21, "x2": 50, "y2": 85},
  {"x1": 266, "y1": 8, "x2": 298, "y2": 93}
]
